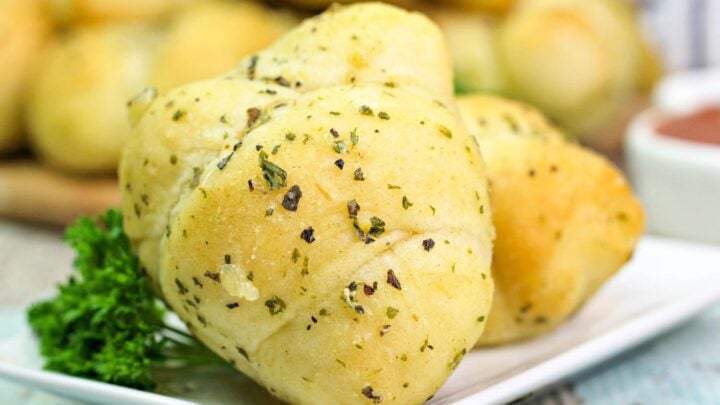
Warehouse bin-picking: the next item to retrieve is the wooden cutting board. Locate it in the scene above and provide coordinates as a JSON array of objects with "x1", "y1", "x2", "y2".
[{"x1": 0, "y1": 161, "x2": 120, "y2": 225}]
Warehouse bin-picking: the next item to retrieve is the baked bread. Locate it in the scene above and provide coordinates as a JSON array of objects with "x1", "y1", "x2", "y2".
[
  {"x1": 120, "y1": 3, "x2": 495, "y2": 403},
  {"x1": 25, "y1": 23, "x2": 157, "y2": 172},
  {"x1": 25, "y1": 0, "x2": 295, "y2": 173},
  {"x1": 47, "y1": 0, "x2": 186, "y2": 25},
  {"x1": 0, "y1": 0, "x2": 51, "y2": 154},
  {"x1": 496, "y1": 0, "x2": 644, "y2": 134},
  {"x1": 458, "y1": 94, "x2": 644, "y2": 345}
]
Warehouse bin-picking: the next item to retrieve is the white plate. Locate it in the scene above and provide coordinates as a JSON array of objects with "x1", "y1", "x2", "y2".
[{"x1": 1, "y1": 235, "x2": 719, "y2": 405}]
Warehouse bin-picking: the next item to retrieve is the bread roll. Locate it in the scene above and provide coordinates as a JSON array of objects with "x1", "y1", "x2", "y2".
[
  {"x1": 497, "y1": 0, "x2": 643, "y2": 135},
  {"x1": 458, "y1": 94, "x2": 644, "y2": 345},
  {"x1": 47, "y1": 0, "x2": 185, "y2": 25},
  {"x1": 25, "y1": 24, "x2": 157, "y2": 173},
  {"x1": 120, "y1": 4, "x2": 495, "y2": 403},
  {"x1": 25, "y1": 0, "x2": 295, "y2": 173},
  {"x1": 0, "y1": 0, "x2": 51, "y2": 154},
  {"x1": 430, "y1": 10, "x2": 505, "y2": 95},
  {"x1": 149, "y1": 1, "x2": 296, "y2": 91}
]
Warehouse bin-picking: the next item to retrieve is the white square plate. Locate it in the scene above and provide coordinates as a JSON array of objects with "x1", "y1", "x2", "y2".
[{"x1": 1, "y1": 236, "x2": 719, "y2": 405}]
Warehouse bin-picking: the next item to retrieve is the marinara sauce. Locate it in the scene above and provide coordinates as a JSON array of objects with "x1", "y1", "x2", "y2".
[{"x1": 657, "y1": 106, "x2": 720, "y2": 145}]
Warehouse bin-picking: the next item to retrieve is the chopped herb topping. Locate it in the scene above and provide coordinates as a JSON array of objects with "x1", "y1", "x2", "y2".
[
  {"x1": 386, "y1": 269, "x2": 402, "y2": 290},
  {"x1": 330, "y1": 128, "x2": 340, "y2": 138},
  {"x1": 368, "y1": 217, "x2": 385, "y2": 237},
  {"x1": 334, "y1": 159, "x2": 345, "y2": 169},
  {"x1": 282, "y1": 185, "x2": 302, "y2": 212},
  {"x1": 342, "y1": 282, "x2": 364, "y2": 314},
  {"x1": 236, "y1": 346, "x2": 250, "y2": 361},
  {"x1": 169, "y1": 155, "x2": 177, "y2": 165},
  {"x1": 347, "y1": 199, "x2": 360, "y2": 219},
  {"x1": 264, "y1": 296, "x2": 286, "y2": 315},
  {"x1": 204, "y1": 271, "x2": 220, "y2": 282},
  {"x1": 351, "y1": 219, "x2": 375, "y2": 244},
  {"x1": 172, "y1": 109, "x2": 186, "y2": 121},
  {"x1": 247, "y1": 108, "x2": 261, "y2": 128},
  {"x1": 226, "y1": 302, "x2": 239, "y2": 309},
  {"x1": 217, "y1": 152, "x2": 234, "y2": 170},
  {"x1": 271, "y1": 145, "x2": 281, "y2": 155},
  {"x1": 386, "y1": 306, "x2": 399, "y2": 319},
  {"x1": 422, "y1": 239, "x2": 435, "y2": 251},
  {"x1": 248, "y1": 180, "x2": 255, "y2": 191},
  {"x1": 402, "y1": 196, "x2": 412, "y2": 209},
  {"x1": 247, "y1": 55, "x2": 258, "y2": 79},
  {"x1": 259, "y1": 151, "x2": 287, "y2": 190},
  {"x1": 387, "y1": 184, "x2": 401, "y2": 190},
  {"x1": 363, "y1": 283, "x2": 375, "y2": 296},
  {"x1": 192, "y1": 277, "x2": 203, "y2": 287},
  {"x1": 380, "y1": 324, "x2": 391, "y2": 336},
  {"x1": 438, "y1": 125, "x2": 452, "y2": 138},
  {"x1": 224, "y1": 254, "x2": 231, "y2": 264},
  {"x1": 353, "y1": 168, "x2": 365, "y2": 181},
  {"x1": 420, "y1": 338, "x2": 433, "y2": 352},
  {"x1": 361, "y1": 386, "x2": 383, "y2": 404},
  {"x1": 503, "y1": 114, "x2": 519, "y2": 133},
  {"x1": 359, "y1": 105, "x2": 374, "y2": 116},
  {"x1": 291, "y1": 248, "x2": 301, "y2": 263},
  {"x1": 274, "y1": 76, "x2": 291, "y2": 87},
  {"x1": 300, "y1": 227, "x2": 315, "y2": 244},
  {"x1": 430, "y1": 205, "x2": 436, "y2": 215},
  {"x1": 477, "y1": 316, "x2": 485, "y2": 322},
  {"x1": 175, "y1": 278, "x2": 188, "y2": 295},
  {"x1": 301, "y1": 257, "x2": 309, "y2": 276},
  {"x1": 448, "y1": 348, "x2": 467, "y2": 370},
  {"x1": 350, "y1": 128, "x2": 359, "y2": 145},
  {"x1": 378, "y1": 111, "x2": 390, "y2": 120},
  {"x1": 333, "y1": 140, "x2": 347, "y2": 153},
  {"x1": 285, "y1": 132, "x2": 296, "y2": 141}
]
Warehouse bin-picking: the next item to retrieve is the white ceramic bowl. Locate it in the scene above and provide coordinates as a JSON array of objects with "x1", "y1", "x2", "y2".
[{"x1": 626, "y1": 70, "x2": 720, "y2": 244}]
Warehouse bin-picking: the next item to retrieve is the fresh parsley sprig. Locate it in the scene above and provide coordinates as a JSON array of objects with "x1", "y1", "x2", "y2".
[{"x1": 27, "y1": 209, "x2": 223, "y2": 390}]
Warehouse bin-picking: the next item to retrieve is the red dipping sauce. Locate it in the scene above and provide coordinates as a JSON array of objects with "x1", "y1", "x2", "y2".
[{"x1": 657, "y1": 106, "x2": 720, "y2": 145}]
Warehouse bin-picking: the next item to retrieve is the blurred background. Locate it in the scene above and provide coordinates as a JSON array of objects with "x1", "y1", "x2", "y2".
[{"x1": 0, "y1": 0, "x2": 718, "y2": 244}]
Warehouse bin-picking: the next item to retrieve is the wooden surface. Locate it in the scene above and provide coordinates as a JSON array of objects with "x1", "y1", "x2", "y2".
[{"x1": 0, "y1": 161, "x2": 120, "y2": 225}]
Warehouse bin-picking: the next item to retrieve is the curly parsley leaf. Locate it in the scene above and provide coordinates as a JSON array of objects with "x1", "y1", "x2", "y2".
[{"x1": 27, "y1": 209, "x2": 222, "y2": 391}]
